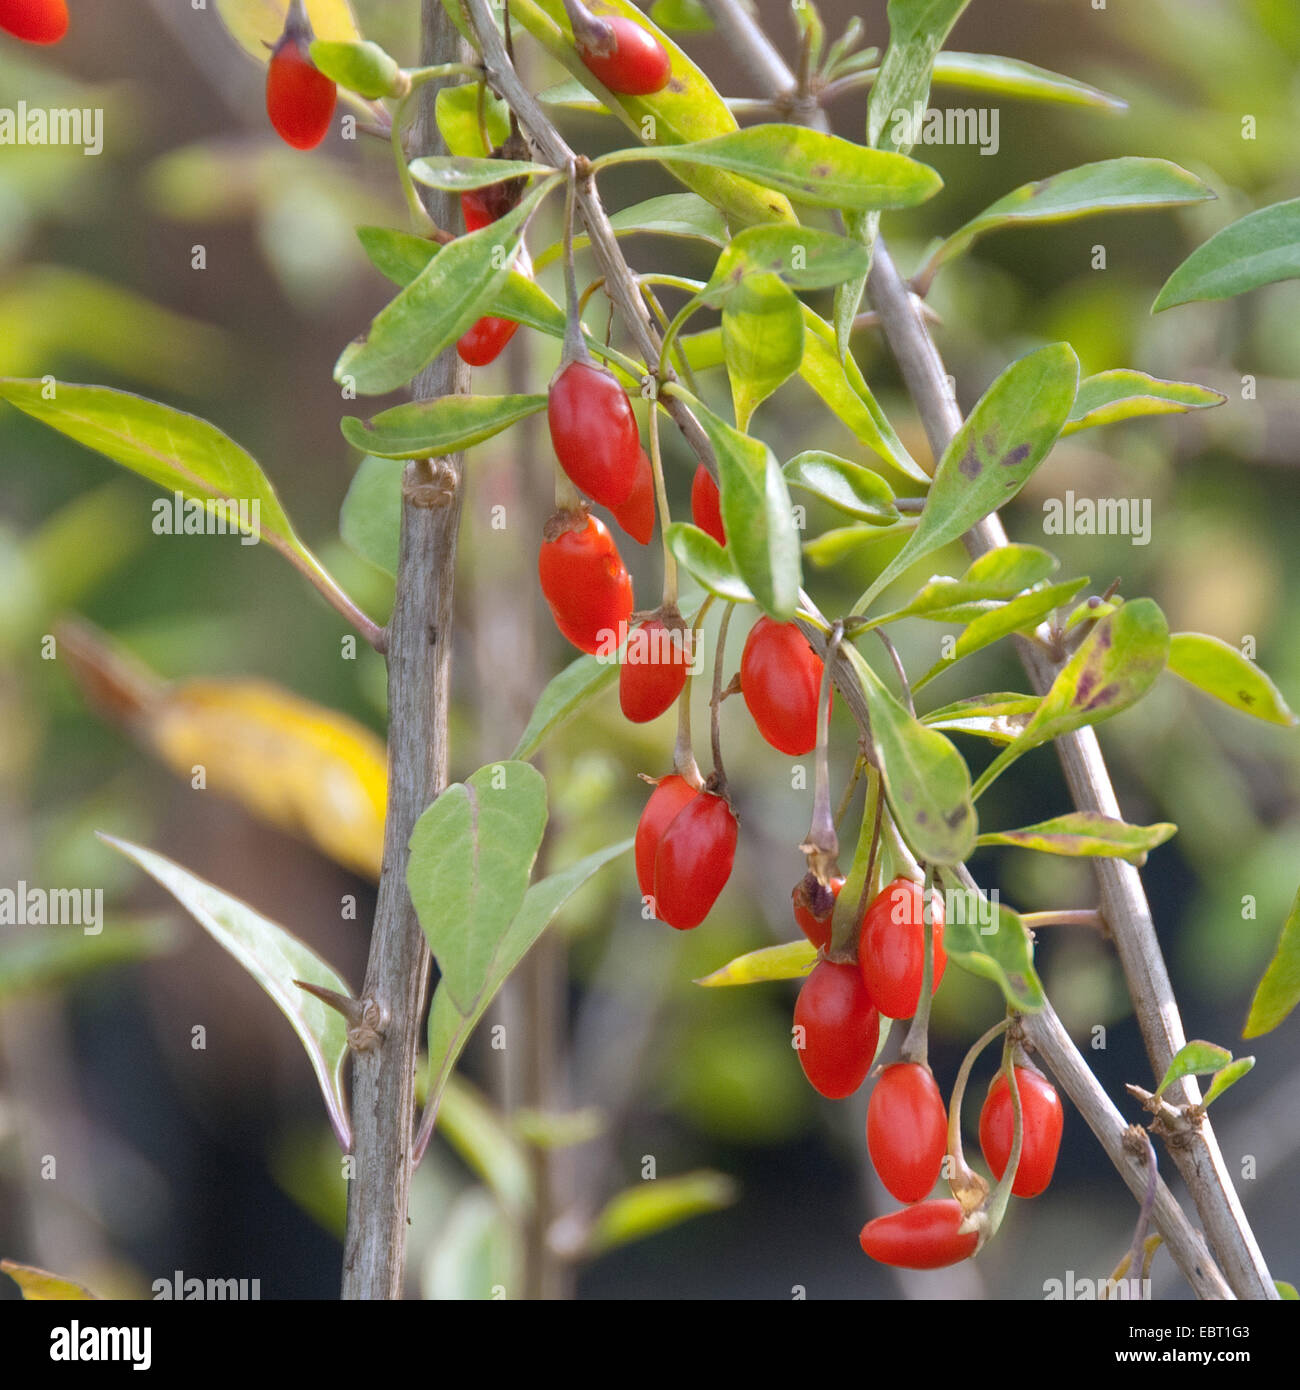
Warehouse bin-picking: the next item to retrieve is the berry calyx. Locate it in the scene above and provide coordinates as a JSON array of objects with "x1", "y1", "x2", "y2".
[
  {"x1": 537, "y1": 508, "x2": 634, "y2": 655},
  {"x1": 792, "y1": 872, "x2": 843, "y2": 952},
  {"x1": 573, "y1": 12, "x2": 671, "y2": 96},
  {"x1": 740, "y1": 616, "x2": 827, "y2": 757},
  {"x1": 610, "y1": 447, "x2": 654, "y2": 545},
  {"x1": 867, "y1": 1062, "x2": 948, "y2": 1204},
  {"x1": 858, "y1": 876, "x2": 947, "y2": 1020},
  {"x1": 859, "y1": 1199, "x2": 979, "y2": 1269},
  {"x1": 691, "y1": 465, "x2": 726, "y2": 546},
  {"x1": 793, "y1": 959, "x2": 879, "y2": 1099},
  {"x1": 265, "y1": 3, "x2": 337, "y2": 151},
  {"x1": 979, "y1": 1066, "x2": 1064, "y2": 1198},
  {"x1": 652, "y1": 790, "x2": 738, "y2": 930},
  {"x1": 457, "y1": 314, "x2": 519, "y2": 366},
  {"x1": 620, "y1": 618, "x2": 692, "y2": 723},
  {"x1": 548, "y1": 360, "x2": 641, "y2": 509},
  {"x1": 634, "y1": 774, "x2": 697, "y2": 904},
  {"x1": 0, "y1": 0, "x2": 67, "y2": 43}
]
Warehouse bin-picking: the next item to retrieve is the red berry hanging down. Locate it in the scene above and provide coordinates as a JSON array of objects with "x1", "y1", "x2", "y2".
[
  {"x1": 634, "y1": 774, "x2": 697, "y2": 904},
  {"x1": 740, "y1": 616, "x2": 827, "y2": 757},
  {"x1": 266, "y1": 1, "x2": 336, "y2": 151},
  {"x1": 859, "y1": 1199, "x2": 979, "y2": 1269},
  {"x1": 571, "y1": 8, "x2": 671, "y2": 96},
  {"x1": 611, "y1": 447, "x2": 654, "y2": 545},
  {"x1": 0, "y1": 0, "x2": 67, "y2": 43},
  {"x1": 793, "y1": 959, "x2": 879, "y2": 1099},
  {"x1": 792, "y1": 873, "x2": 844, "y2": 952},
  {"x1": 691, "y1": 465, "x2": 726, "y2": 546},
  {"x1": 621, "y1": 619, "x2": 691, "y2": 723},
  {"x1": 867, "y1": 1063, "x2": 948, "y2": 1204},
  {"x1": 458, "y1": 315, "x2": 519, "y2": 367},
  {"x1": 979, "y1": 1066, "x2": 1064, "y2": 1198},
  {"x1": 538, "y1": 509, "x2": 633, "y2": 655},
  {"x1": 461, "y1": 191, "x2": 495, "y2": 233},
  {"x1": 652, "y1": 790, "x2": 738, "y2": 930},
  {"x1": 858, "y1": 876, "x2": 947, "y2": 1020},
  {"x1": 548, "y1": 359, "x2": 641, "y2": 509}
]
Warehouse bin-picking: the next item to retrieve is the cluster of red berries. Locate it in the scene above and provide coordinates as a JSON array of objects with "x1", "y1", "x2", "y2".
[{"x1": 0, "y1": 0, "x2": 68, "y2": 44}]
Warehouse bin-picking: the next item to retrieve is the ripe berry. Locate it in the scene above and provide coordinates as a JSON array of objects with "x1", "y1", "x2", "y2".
[
  {"x1": 867, "y1": 1063, "x2": 948, "y2": 1204},
  {"x1": 537, "y1": 509, "x2": 633, "y2": 655},
  {"x1": 793, "y1": 960, "x2": 879, "y2": 1099},
  {"x1": 457, "y1": 314, "x2": 519, "y2": 366},
  {"x1": 859, "y1": 876, "x2": 947, "y2": 1020},
  {"x1": 575, "y1": 15, "x2": 672, "y2": 96},
  {"x1": 691, "y1": 465, "x2": 726, "y2": 546},
  {"x1": 634, "y1": 774, "x2": 697, "y2": 903},
  {"x1": 792, "y1": 873, "x2": 843, "y2": 952},
  {"x1": 265, "y1": 8, "x2": 337, "y2": 151},
  {"x1": 653, "y1": 791, "x2": 738, "y2": 930},
  {"x1": 979, "y1": 1066, "x2": 1064, "y2": 1198},
  {"x1": 620, "y1": 619, "x2": 691, "y2": 724},
  {"x1": 859, "y1": 1199, "x2": 979, "y2": 1269},
  {"x1": 610, "y1": 447, "x2": 654, "y2": 545},
  {"x1": 461, "y1": 191, "x2": 494, "y2": 233},
  {"x1": 0, "y1": 0, "x2": 67, "y2": 43},
  {"x1": 548, "y1": 360, "x2": 640, "y2": 509},
  {"x1": 740, "y1": 617, "x2": 826, "y2": 757}
]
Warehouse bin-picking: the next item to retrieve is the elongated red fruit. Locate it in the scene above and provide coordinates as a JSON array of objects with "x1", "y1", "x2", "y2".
[
  {"x1": 548, "y1": 360, "x2": 641, "y2": 508},
  {"x1": 620, "y1": 619, "x2": 691, "y2": 723},
  {"x1": 575, "y1": 15, "x2": 671, "y2": 96},
  {"x1": 867, "y1": 1063, "x2": 948, "y2": 1204},
  {"x1": 0, "y1": 0, "x2": 67, "y2": 43},
  {"x1": 457, "y1": 315, "x2": 519, "y2": 366},
  {"x1": 461, "y1": 191, "x2": 494, "y2": 232},
  {"x1": 538, "y1": 509, "x2": 633, "y2": 654},
  {"x1": 740, "y1": 616, "x2": 826, "y2": 756},
  {"x1": 979, "y1": 1066, "x2": 1064, "y2": 1198},
  {"x1": 611, "y1": 447, "x2": 654, "y2": 545},
  {"x1": 858, "y1": 876, "x2": 946, "y2": 1019},
  {"x1": 653, "y1": 791, "x2": 738, "y2": 929},
  {"x1": 635, "y1": 774, "x2": 697, "y2": 903},
  {"x1": 859, "y1": 1199, "x2": 978, "y2": 1269},
  {"x1": 793, "y1": 960, "x2": 879, "y2": 1099},
  {"x1": 691, "y1": 465, "x2": 725, "y2": 546},
  {"x1": 792, "y1": 873, "x2": 843, "y2": 951},
  {"x1": 266, "y1": 9, "x2": 336, "y2": 151}
]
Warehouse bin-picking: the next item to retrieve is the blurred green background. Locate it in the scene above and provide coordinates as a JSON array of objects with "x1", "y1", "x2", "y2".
[{"x1": 1, "y1": 0, "x2": 1297, "y2": 1300}]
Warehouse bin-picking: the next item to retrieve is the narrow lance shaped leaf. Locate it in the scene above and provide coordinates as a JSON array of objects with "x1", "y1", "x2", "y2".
[
  {"x1": 721, "y1": 273, "x2": 805, "y2": 431},
  {"x1": 587, "y1": 1171, "x2": 738, "y2": 1255},
  {"x1": 342, "y1": 394, "x2": 549, "y2": 460},
  {"x1": 973, "y1": 599, "x2": 1170, "y2": 797},
  {"x1": 1, "y1": 1261, "x2": 99, "y2": 1301},
  {"x1": 928, "y1": 52, "x2": 1126, "y2": 111},
  {"x1": 1200, "y1": 1057, "x2": 1255, "y2": 1109},
  {"x1": 1064, "y1": 370, "x2": 1225, "y2": 436},
  {"x1": 309, "y1": 39, "x2": 402, "y2": 99},
  {"x1": 920, "y1": 692, "x2": 1040, "y2": 745},
  {"x1": 1243, "y1": 885, "x2": 1300, "y2": 1039},
  {"x1": 975, "y1": 812, "x2": 1177, "y2": 866},
  {"x1": 1166, "y1": 632, "x2": 1297, "y2": 727},
  {"x1": 860, "y1": 543, "x2": 1059, "y2": 628},
  {"x1": 101, "y1": 835, "x2": 355, "y2": 1150},
  {"x1": 783, "y1": 451, "x2": 899, "y2": 524},
  {"x1": 695, "y1": 939, "x2": 817, "y2": 987},
  {"x1": 409, "y1": 156, "x2": 556, "y2": 191},
  {"x1": 533, "y1": 192, "x2": 727, "y2": 272},
  {"x1": 942, "y1": 895, "x2": 1045, "y2": 1013},
  {"x1": 407, "y1": 762, "x2": 548, "y2": 1014},
  {"x1": 1155, "y1": 1040, "x2": 1234, "y2": 1098},
  {"x1": 704, "y1": 224, "x2": 874, "y2": 301},
  {"x1": 857, "y1": 343, "x2": 1080, "y2": 612},
  {"x1": 512, "y1": 653, "x2": 620, "y2": 761},
  {"x1": 664, "y1": 522, "x2": 755, "y2": 604},
  {"x1": 1154, "y1": 198, "x2": 1300, "y2": 311}
]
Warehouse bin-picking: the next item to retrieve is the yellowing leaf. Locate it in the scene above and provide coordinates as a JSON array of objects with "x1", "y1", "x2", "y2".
[
  {"x1": 215, "y1": 0, "x2": 360, "y2": 61},
  {"x1": 695, "y1": 939, "x2": 818, "y2": 986},
  {"x1": 1, "y1": 1259, "x2": 99, "y2": 1300}
]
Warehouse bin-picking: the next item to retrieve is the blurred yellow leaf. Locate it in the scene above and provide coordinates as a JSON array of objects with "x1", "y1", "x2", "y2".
[
  {"x1": 695, "y1": 939, "x2": 817, "y2": 987},
  {"x1": 215, "y1": 0, "x2": 360, "y2": 60},
  {"x1": 586, "y1": 1171, "x2": 737, "y2": 1255},
  {"x1": 1, "y1": 1259, "x2": 99, "y2": 1300}
]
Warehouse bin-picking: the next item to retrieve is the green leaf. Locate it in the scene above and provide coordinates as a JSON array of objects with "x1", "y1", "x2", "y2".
[
  {"x1": 924, "y1": 158, "x2": 1214, "y2": 282},
  {"x1": 435, "y1": 81, "x2": 511, "y2": 158},
  {"x1": 920, "y1": 692, "x2": 1040, "y2": 744},
  {"x1": 1154, "y1": 198, "x2": 1300, "y2": 311},
  {"x1": 409, "y1": 155, "x2": 555, "y2": 192},
  {"x1": 975, "y1": 812, "x2": 1176, "y2": 865},
  {"x1": 1276, "y1": 1281, "x2": 1299, "y2": 1301},
  {"x1": 721, "y1": 274, "x2": 805, "y2": 430},
  {"x1": 688, "y1": 401, "x2": 801, "y2": 620},
  {"x1": 943, "y1": 896, "x2": 1045, "y2": 1013},
  {"x1": 705, "y1": 224, "x2": 874, "y2": 299},
  {"x1": 602, "y1": 125, "x2": 943, "y2": 212},
  {"x1": 1155, "y1": 1040, "x2": 1233, "y2": 1097},
  {"x1": 929, "y1": 52, "x2": 1126, "y2": 111},
  {"x1": 101, "y1": 835, "x2": 354, "y2": 1149},
  {"x1": 356, "y1": 225, "x2": 442, "y2": 287},
  {"x1": 336, "y1": 180, "x2": 554, "y2": 396},
  {"x1": 867, "y1": 0, "x2": 973, "y2": 153},
  {"x1": 438, "y1": 1075, "x2": 533, "y2": 1216},
  {"x1": 842, "y1": 643, "x2": 976, "y2": 864},
  {"x1": 1243, "y1": 886, "x2": 1300, "y2": 1039},
  {"x1": 1064, "y1": 370, "x2": 1225, "y2": 435},
  {"x1": 339, "y1": 454, "x2": 403, "y2": 577},
  {"x1": 1, "y1": 1260, "x2": 99, "y2": 1301},
  {"x1": 857, "y1": 343, "x2": 1080, "y2": 611},
  {"x1": 309, "y1": 39, "x2": 402, "y2": 99},
  {"x1": 1166, "y1": 632, "x2": 1297, "y2": 727},
  {"x1": 649, "y1": 0, "x2": 713, "y2": 32},
  {"x1": 804, "y1": 520, "x2": 916, "y2": 568},
  {"x1": 586, "y1": 1170, "x2": 738, "y2": 1255},
  {"x1": 695, "y1": 939, "x2": 817, "y2": 987},
  {"x1": 0, "y1": 917, "x2": 176, "y2": 1001},
  {"x1": 342, "y1": 394, "x2": 547, "y2": 460},
  {"x1": 863, "y1": 543, "x2": 1059, "y2": 627},
  {"x1": 783, "y1": 451, "x2": 898, "y2": 523},
  {"x1": 426, "y1": 839, "x2": 632, "y2": 1115},
  {"x1": 972, "y1": 599, "x2": 1169, "y2": 796},
  {"x1": 407, "y1": 762, "x2": 548, "y2": 1014},
  {"x1": 0, "y1": 378, "x2": 363, "y2": 625},
  {"x1": 1200, "y1": 1056, "x2": 1255, "y2": 1109},
  {"x1": 512, "y1": 653, "x2": 620, "y2": 760},
  {"x1": 664, "y1": 522, "x2": 755, "y2": 603},
  {"x1": 535, "y1": 192, "x2": 727, "y2": 272}
]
